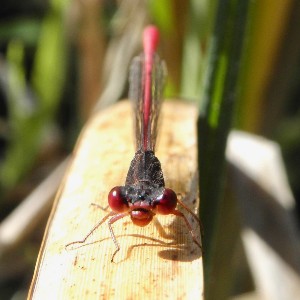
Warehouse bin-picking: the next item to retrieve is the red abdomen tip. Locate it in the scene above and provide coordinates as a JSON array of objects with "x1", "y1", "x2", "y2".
[{"x1": 143, "y1": 25, "x2": 160, "y2": 55}]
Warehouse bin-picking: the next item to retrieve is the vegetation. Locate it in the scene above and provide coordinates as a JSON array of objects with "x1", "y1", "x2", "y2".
[{"x1": 0, "y1": 0, "x2": 299, "y2": 298}]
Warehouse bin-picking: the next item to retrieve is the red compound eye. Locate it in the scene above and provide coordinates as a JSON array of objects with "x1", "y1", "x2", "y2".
[
  {"x1": 155, "y1": 188, "x2": 177, "y2": 215},
  {"x1": 108, "y1": 186, "x2": 129, "y2": 213}
]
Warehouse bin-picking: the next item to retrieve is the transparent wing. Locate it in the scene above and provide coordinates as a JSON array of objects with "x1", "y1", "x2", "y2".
[
  {"x1": 128, "y1": 53, "x2": 166, "y2": 152},
  {"x1": 129, "y1": 55, "x2": 143, "y2": 151}
]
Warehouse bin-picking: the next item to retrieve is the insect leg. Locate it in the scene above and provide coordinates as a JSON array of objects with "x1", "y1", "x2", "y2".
[
  {"x1": 108, "y1": 212, "x2": 129, "y2": 262},
  {"x1": 177, "y1": 197, "x2": 204, "y2": 237},
  {"x1": 65, "y1": 211, "x2": 115, "y2": 249},
  {"x1": 91, "y1": 202, "x2": 109, "y2": 211},
  {"x1": 172, "y1": 210, "x2": 202, "y2": 251}
]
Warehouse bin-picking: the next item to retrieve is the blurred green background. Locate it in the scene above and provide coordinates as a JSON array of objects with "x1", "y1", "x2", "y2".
[{"x1": 0, "y1": 0, "x2": 300, "y2": 299}]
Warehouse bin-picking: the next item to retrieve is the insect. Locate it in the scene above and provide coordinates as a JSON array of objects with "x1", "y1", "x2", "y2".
[{"x1": 66, "y1": 25, "x2": 202, "y2": 262}]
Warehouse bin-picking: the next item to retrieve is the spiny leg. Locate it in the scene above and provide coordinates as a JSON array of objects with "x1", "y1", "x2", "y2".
[
  {"x1": 65, "y1": 211, "x2": 115, "y2": 249},
  {"x1": 107, "y1": 212, "x2": 129, "y2": 262},
  {"x1": 172, "y1": 210, "x2": 202, "y2": 251},
  {"x1": 177, "y1": 197, "x2": 204, "y2": 238},
  {"x1": 90, "y1": 202, "x2": 109, "y2": 211}
]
